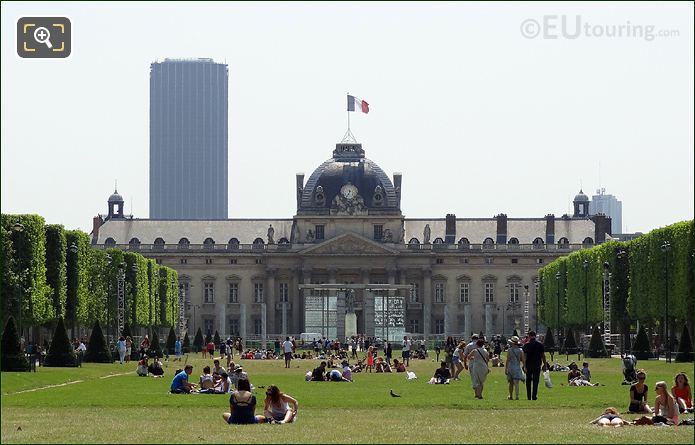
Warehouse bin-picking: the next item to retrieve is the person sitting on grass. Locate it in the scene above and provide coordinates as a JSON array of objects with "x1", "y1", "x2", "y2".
[
  {"x1": 341, "y1": 360, "x2": 353, "y2": 382},
  {"x1": 263, "y1": 385, "x2": 299, "y2": 424},
  {"x1": 170, "y1": 365, "x2": 196, "y2": 394},
  {"x1": 213, "y1": 359, "x2": 226, "y2": 377},
  {"x1": 589, "y1": 407, "x2": 625, "y2": 427},
  {"x1": 136, "y1": 356, "x2": 149, "y2": 377},
  {"x1": 214, "y1": 371, "x2": 232, "y2": 394},
  {"x1": 582, "y1": 362, "x2": 591, "y2": 382},
  {"x1": 653, "y1": 380, "x2": 680, "y2": 425},
  {"x1": 311, "y1": 361, "x2": 328, "y2": 381},
  {"x1": 148, "y1": 357, "x2": 165, "y2": 377},
  {"x1": 671, "y1": 372, "x2": 693, "y2": 414},
  {"x1": 329, "y1": 368, "x2": 352, "y2": 382},
  {"x1": 628, "y1": 370, "x2": 652, "y2": 414},
  {"x1": 428, "y1": 361, "x2": 451, "y2": 385},
  {"x1": 568, "y1": 367, "x2": 582, "y2": 383},
  {"x1": 223, "y1": 379, "x2": 266, "y2": 425},
  {"x1": 200, "y1": 366, "x2": 215, "y2": 390},
  {"x1": 393, "y1": 358, "x2": 406, "y2": 373}
]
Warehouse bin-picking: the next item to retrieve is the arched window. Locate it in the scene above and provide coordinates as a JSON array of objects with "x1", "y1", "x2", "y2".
[
  {"x1": 433, "y1": 237, "x2": 444, "y2": 244},
  {"x1": 508, "y1": 237, "x2": 519, "y2": 245},
  {"x1": 532, "y1": 237, "x2": 544, "y2": 249},
  {"x1": 582, "y1": 237, "x2": 594, "y2": 245},
  {"x1": 128, "y1": 237, "x2": 140, "y2": 249},
  {"x1": 153, "y1": 237, "x2": 165, "y2": 250},
  {"x1": 483, "y1": 237, "x2": 494, "y2": 248},
  {"x1": 558, "y1": 237, "x2": 569, "y2": 248},
  {"x1": 408, "y1": 237, "x2": 420, "y2": 245},
  {"x1": 252, "y1": 237, "x2": 265, "y2": 250},
  {"x1": 458, "y1": 237, "x2": 470, "y2": 245},
  {"x1": 227, "y1": 238, "x2": 240, "y2": 250},
  {"x1": 178, "y1": 237, "x2": 190, "y2": 250},
  {"x1": 278, "y1": 237, "x2": 290, "y2": 244},
  {"x1": 104, "y1": 237, "x2": 116, "y2": 247},
  {"x1": 203, "y1": 237, "x2": 215, "y2": 250}
]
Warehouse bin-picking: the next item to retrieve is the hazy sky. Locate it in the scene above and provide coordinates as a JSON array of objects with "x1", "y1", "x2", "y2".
[{"x1": 2, "y1": 1, "x2": 693, "y2": 234}]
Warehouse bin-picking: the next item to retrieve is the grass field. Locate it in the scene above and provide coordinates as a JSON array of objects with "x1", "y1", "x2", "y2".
[{"x1": 1, "y1": 353, "x2": 693, "y2": 443}]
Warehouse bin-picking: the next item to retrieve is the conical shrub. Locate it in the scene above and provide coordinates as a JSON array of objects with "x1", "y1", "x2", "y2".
[
  {"x1": 587, "y1": 325, "x2": 608, "y2": 358},
  {"x1": 149, "y1": 329, "x2": 163, "y2": 358},
  {"x1": 213, "y1": 330, "x2": 220, "y2": 345},
  {"x1": 675, "y1": 325, "x2": 693, "y2": 362},
  {"x1": 631, "y1": 326, "x2": 652, "y2": 360},
  {"x1": 563, "y1": 328, "x2": 578, "y2": 355},
  {"x1": 205, "y1": 332, "x2": 212, "y2": 344},
  {"x1": 182, "y1": 332, "x2": 190, "y2": 353},
  {"x1": 165, "y1": 327, "x2": 177, "y2": 355},
  {"x1": 193, "y1": 328, "x2": 204, "y2": 352},
  {"x1": 84, "y1": 320, "x2": 112, "y2": 363},
  {"x1": 543, "y1": 328, "x2": 556, "y2": 351},
  {"x1": 512, "y1": 329, "x2": 519, "y2": 338},
  {"x1": 122, "y1": 322, "x2": 131, "y2": 339},
  {"x1": 45, "y1": 317, "x2": 78, "y2": 367},
  {"x1": 1, "y1": 316, "x2": 30, "y2": 371}
]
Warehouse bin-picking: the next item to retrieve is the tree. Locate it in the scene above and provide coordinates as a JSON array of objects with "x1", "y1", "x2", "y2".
[
  {"x1": 213, "y1": 330, "x2": 220, "y2": 345},
  {"x1": 84, "y1": 320, "x2": 112, "y2": 363},
  {"x1": 1, "y1": 316, "x2": 30, "y2": 371},
  {"x1": 44, "y1": 224, "x2": 67, "y2": 319},
  {"x1": 543, "y1": 328, "x2": 556, "y2": 351},
  {"x1": 587, "y1": 325, "x2": 608, "y2": 358},
  {"x1": 165, "y1": 327, "x2": 177, "y2": 355},
  {"x1": 675, "y1": 325, "x2": 693, "y2": 362},
  {"x1": 563, "y1": 328, "x2": 578, "y2": 355},
  {"x1": 632, "y1": 326, "x2": 652, "y2": 360},
  {"x1": 122, "y1": 322, "x2": 132, "y2": 339},
  {"x1": 182, "y1": 332, "x2": 190, "y2": 353},
  {"x1": 149, "y1": 329, "x2": 163, "y2": 358},
  {"x1": 45, "y1": 317, "x2": 78, "y2": 367},
  {"x1": 205, "y1": 332, "x2": 212, "y2": 344},
  {"x1": 193, "y1": 328, "x2": 204, "y2": 353}
]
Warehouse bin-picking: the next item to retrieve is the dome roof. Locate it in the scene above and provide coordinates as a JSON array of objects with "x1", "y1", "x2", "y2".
[
  {"x1": 108, "y1": 189, "x2": 124, "y2": 203},
  {"x1": 574, "y1": 189, "x2": 589, "y2": 202},
  {"x1": 299, "y1": 143, "x2": 399, "y2": 212}
]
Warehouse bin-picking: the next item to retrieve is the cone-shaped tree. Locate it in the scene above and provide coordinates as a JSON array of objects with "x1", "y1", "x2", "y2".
[
  {"x1": 149, "y1": 329, "x2": 163, "y2": 358},
  {"x1": 587, "y1": 325, "x2": 608, "y2": 358},
  {"x1": 193, "y1": 328, "x2": 204, "y2": 352},
  {"x1": 1, "y1": 316, "x2": 30, "y2": 371},
  {"x1": 632, "y1": 326, "x2": 652, "y2": 360},
  {"x1": 45, "y1": 317, "x2": 78, "y2": 367},
  {"x1": 205, "y1": 332, "x2": 212, "y2": 344},
  {"x1": 122, "y1": 322, "x2": 132, "y2": 339},
  {"x1": 543, "y1": 328, "x2": 556, "y2": 351},
  {"x1": 563, "y1": 328, "x2": 578, "y2": 355},
  {"x1": 165, "y1": 327, "x2": 177, "y2": 355},
  {"x1": 675, "y1": 325, "x2": 693, "y2": 363},
  {"x1": 512, "y1": 329, "x2": 519, "y2": 339},
  {"x1": 213, "y1": 330, "x2": 220, "y2": 345},
  {"x1": 182, "y1": 332, "x2": 190, "y2": 353},
  {"x1": 84, "y1": 320, "x2": 112, "y2": 363}
]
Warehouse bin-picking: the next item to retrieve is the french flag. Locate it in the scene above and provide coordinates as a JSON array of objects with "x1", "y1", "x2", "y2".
[{"x1": 347, "y1": 95, "x2": 369, "y2": 113}]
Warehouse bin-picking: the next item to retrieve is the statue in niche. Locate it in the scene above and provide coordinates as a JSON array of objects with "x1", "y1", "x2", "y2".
[
  {"x1": 306, "y1": 229, "x2": 315, "y2": 243},
  {"x1": 345, "y1": 289, "x2": 355, "y2": 313},
  {"x1": 423, "y1": 224, "x2": 431, "y2": 244},
  {"x1": 382, "y1": 228, "x2": 393, "y2": 242},
  {"x1": 267, "y1": 224, "x2": 275, "y2": 244}
]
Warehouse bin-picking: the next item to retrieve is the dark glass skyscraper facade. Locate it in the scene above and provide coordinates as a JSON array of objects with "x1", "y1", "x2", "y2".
[{"x1": 150, "y1": 58, "x2": 228, "y2": 219}]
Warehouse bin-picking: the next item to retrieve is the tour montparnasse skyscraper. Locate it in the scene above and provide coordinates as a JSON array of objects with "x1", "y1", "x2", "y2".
[{"x1": 149, "y1": 58, "x2": 228, "y2": 219}]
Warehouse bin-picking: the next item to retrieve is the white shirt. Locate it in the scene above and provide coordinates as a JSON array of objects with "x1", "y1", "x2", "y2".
[
  {"x1": 403, "y1": 339, "x2": 412, "y2": 351},
  {"x1": 283, "y1": 340, "x2": 293, "y2": 353},
  {"x1": 76, "y1": 343, "x2": 86, "y2": 352}
]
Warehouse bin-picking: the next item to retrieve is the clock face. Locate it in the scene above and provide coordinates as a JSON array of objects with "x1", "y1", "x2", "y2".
[{"x1": 341, "y1": 183, "x2": 358, "y2": 200}]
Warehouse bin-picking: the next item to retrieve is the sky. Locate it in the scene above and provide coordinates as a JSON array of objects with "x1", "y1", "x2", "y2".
[{"x1": 1, "y1": 1, "x2": 693, "y2": 234}]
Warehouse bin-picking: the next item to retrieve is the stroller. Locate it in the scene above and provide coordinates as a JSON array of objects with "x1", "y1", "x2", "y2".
[{"x1": 621, "y1": 354, "x2": 637, "y2": 385}]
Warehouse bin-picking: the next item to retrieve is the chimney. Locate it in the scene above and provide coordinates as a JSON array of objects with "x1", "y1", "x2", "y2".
[
  {"x1": 393, "y1": 172, "x2": 402, "y2": 208},
  {"x1": 296, "y1": 173, "x2": 304, "y2": 210},
  {"x1": 591, "y1": 213, "x2": 611, "y2": 244},
  {"x1": 445, "y1": 214, "x2": 456, "y2": 244},
  {"x1": 545, "y1": 214, "x2": 555, "y2": 245},
  {"x1": 496, "y1": 214, "x2": 507, "y2": 244},
  {"x1": 91, "y1": 215, "x2": 104, "y2": 245}
]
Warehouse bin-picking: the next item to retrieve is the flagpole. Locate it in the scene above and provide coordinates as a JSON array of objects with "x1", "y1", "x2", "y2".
[{"x1": 347, "y1": 92, "x2": 350, "y2": 133}]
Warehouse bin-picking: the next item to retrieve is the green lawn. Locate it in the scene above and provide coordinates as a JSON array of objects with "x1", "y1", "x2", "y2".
[{"x1": 1, "y1": 354, "x2": 693, "y2": 443}]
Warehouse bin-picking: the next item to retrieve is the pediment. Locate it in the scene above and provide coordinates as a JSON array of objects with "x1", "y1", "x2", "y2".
[{"x1": 300, "y1": 232, "x2": 399, "y2": 256}]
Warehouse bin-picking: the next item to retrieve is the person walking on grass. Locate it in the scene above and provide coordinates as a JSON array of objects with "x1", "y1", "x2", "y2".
[
  {"x1": 521, "y1": 331, "x2": 548, "y2": 401},
  {"x1": 282, "y1": 337, "x2": 293, "y2": 369},
  {"x1": 505, "y1": 336, "x2": 524, "y2": 400},
  {"x1": 116, "y1": 336, "x2": 127, "y2": 364},
  {"x1": 467, "y1": 339, "x2": 490, "y2": 399},
  {"x1": 452, "y1": 341, "x2": 465, "y2": 380}
]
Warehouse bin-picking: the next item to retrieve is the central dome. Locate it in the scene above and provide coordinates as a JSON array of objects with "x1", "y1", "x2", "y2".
[{"x1": 299, "y1": 143, "x2": 399, "y2": 213}]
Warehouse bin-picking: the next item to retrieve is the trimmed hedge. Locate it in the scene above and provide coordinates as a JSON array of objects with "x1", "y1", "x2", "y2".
[
  {"x1": 45, "y1": 317, "x2": 78, "y2": 367},
  {"x1": 44, "y1": 224, "x2": 67, "y2": 319},
  {"x1": 84, "y1": 320, "x2": 112, "y2": 363},
  {"x1": 543, "y1": 328, "x2": 556, "y2": 351},
  {"x1": 563, "y1": 328, "x2": 578, "y2": 355},
  {"x1": 149, "y1": 329, "x2": 163, "y2": 358},
  {"x1": 1, "y1": 316, "x2": 30, "y2": 371},
  {"x1": 193, "y1": 328, "x2": 204, "y2": 352},
  {"x1": 632, "y1": 326, "x2": 652, "y2": 360},
  {"x1": 587, "y1": 325, "x2": 608, "y2": 358},
  {"x1": 183, "y1": 332, "x2": 190, "y2": 353},
  {"x1": 675, "y1": 325, "x2": 693, "y2": 362},
  {"x1": 165, "y1": 327, "x2": 177, "y2": 355}
]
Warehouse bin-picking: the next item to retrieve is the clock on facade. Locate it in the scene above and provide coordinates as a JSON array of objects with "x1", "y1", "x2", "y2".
[{"x1": 340, "y1": 183, "x2": 358, "y2": 200}]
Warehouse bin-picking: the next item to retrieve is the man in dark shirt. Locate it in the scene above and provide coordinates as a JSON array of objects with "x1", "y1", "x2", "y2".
[
  {"x1": 312, "y1": 361, "x2": 327, "y2": 381},
  {"x1": 433, "y1": 361, "x2": 451, "y2": 384},
  {"x1": 521, "y1": 331, "x2": 548, "y2": 400}
]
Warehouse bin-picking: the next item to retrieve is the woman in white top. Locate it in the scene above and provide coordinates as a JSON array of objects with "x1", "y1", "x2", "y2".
[
  {"x1": 116, "y1": 336, "x2": 127, "y2": 364},
  {"x1": 466, "y1": 339, "x2": 490, "y2": 399},
  {"x1": 263, "y1": 385, "x2": 298, "y2": 424},
  {"x1": 654, "y1": 380, "x2": 679, "y2": 425},
  {"x1": 452, "y1": 341, "x2": 465, "y2": 380}
]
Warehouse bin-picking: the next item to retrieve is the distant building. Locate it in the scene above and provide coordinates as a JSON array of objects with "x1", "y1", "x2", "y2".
[
  {"x1": 589, "y1": 188, "x2": 622, "y2": 234},
  {"x1": 149, "y1": 58, "x2": 228, "y2": 219}
]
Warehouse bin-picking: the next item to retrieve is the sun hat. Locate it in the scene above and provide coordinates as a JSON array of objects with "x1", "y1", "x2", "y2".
[{"x1": 508, "y1": 336, "x2": 520, "y2": 345}]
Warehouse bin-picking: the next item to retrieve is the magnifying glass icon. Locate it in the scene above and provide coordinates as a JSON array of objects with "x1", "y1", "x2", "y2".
[{"x1": 33, "y1": 26, "x2": 53, "y2": 49}]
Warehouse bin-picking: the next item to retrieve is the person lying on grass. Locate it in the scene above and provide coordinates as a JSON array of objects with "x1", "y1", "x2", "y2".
[
  {"x1": 589, "y1": 407, "x2": 625, "y2": 427},
  {"x1": 170, "y1": 365, "x2": 196, "y2": 394}
]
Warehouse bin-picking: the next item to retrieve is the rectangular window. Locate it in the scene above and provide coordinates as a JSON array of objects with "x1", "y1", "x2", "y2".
[
  {"x1": 409, "y1": 283, "x2": 419, "y2": 303},
  {"x1": 373, "y1": 224, "x2": 383, "y2": 241},
  {"x1": 204, "y1": 282, "x2": 214, "y2": 303},
  {"x1": 228, "y1": 282, "x2": 238, "y2": 303},
  {"x1": 435, "y1": 319, "x2": 445, "y2": 334},
  {"x1": 459, "y1": 282, "x2": 470, "y2": 303},
  {"x1": 485, "y1": 283, "x2": 494, "y2": 303},
  {"x1": 180, "y1": 258, "x2": 187, "y2": 264},
  {"x1": 536, "y1": 258, "x2": 544, "y2": 264},
  {"x1": 460, "y1": 258, "x2": 469, "y2": 264},
  {"x1": 155, "y1": 259, "x2": 162, "y2": 265},
  {"x1": 435, "y1": 282, "x2": 445, "y2": 303},
  {"x1": 279, "y1": 282, "x2": 289, "y2": 303},
  {"x1": 511, "y1": 258, "x2": 518, "y2": 264},
  {"x1": 409, "y1": 319, "x2": 419, "y2": 333},
  {"x1": 255, "y1": 258, "x2": 263, "y2": 265},
  {"x1": 485, "y1": 257, "x2": 493, "y2": 265},
  {"x1": 509, "y1": 283, "x2": 520, "y2": 303},
  {"x1": 204, "y1": 319, "x2": 214, "y2": 337},
  {"x1": 229, "y1": 258, "x2": 237, "y2": 264},
  {"x1": 254, "y1": 283, "x2": 264, "y2": 303},
  {"x1": 229, "y1": 319, "x2": 239, "y2": 336},
  {"x1": 205, "y1": 258, "x2": 213, "y2": 265},
  {"x1": 315, "y1": 225, "x2": 325, "y2": 240},
  {"x1": 436, "y1": 258, "x2": 444, "y2": 264},
  {"x1": 254, "y1": 319, "x2": 262, "y2": 335}
]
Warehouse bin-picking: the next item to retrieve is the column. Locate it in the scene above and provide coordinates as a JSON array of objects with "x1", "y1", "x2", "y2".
[
  {"x1": 463, "y1": 303, "x2": 472, "y2": 338},
  {"x1": 291, "y1": 268, "x2": 301, "y2": 335},
  {"x1": 484, "y1": 303, "x2": 494, "y2": 338},
  {"x1": 261, "y1": 303, "x2": 267, "y2": 349},
  {"x1": 386, "y1": 268, "x2": 396, "y2": 342},
  {"x1": 266, "y1": 268, "x2": 276, "y2": 336},
  {"x1": 330, "y1": 268, "x2": 345, "y2": 341},
  {"x1": 362, "y1": 268, "x2": 375, "y2": 337},
  {"x1": 240, "y1": 303, "x2": 247, "y2": 345},
  {"x1": 218, "y1": 304, "x2": 226, "y2": 338},
  {"x1": 445, "y1": 277, "x2": 455, "y2": 336},
  {"x1": 302, "y1": 268, "x2": 312, "y2": 334},
  {"x1": 422, "y1": 268, "x2": 432, "y2": 341}
]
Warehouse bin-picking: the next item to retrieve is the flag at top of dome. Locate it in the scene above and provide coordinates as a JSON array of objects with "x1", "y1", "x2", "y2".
[{"x1": 347, "y1": 94, "x2": 369, "y2": 113}]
